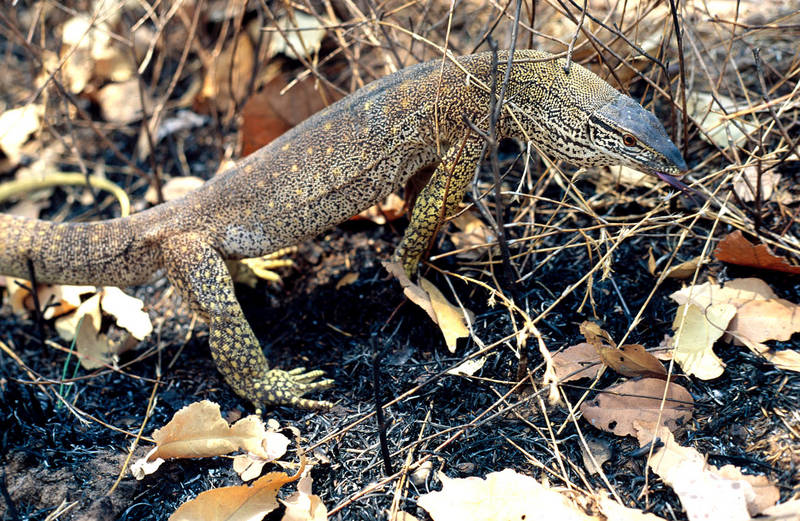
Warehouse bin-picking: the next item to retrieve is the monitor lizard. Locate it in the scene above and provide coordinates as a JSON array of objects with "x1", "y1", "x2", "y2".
[{"x1": 0, "y1": 50, "x2": 687, "y2": 410}]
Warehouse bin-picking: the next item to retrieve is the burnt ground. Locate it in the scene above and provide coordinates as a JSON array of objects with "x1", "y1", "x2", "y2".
[
  {"x1": 1, "y1": 133, "x2": 799, "y2": 520},
  {"x1": 1, "y1": 3, "x2": 800, "y2": 518}
]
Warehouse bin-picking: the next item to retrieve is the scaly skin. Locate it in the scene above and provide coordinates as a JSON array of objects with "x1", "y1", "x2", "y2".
[{"x1": 0, "y1": 50, "x2": 687, "y2": 410}]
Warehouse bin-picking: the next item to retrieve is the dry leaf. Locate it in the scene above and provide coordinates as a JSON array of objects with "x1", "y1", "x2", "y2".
[
  {"x1": 417, "y1": 469, "x2": 597, "y2": 521},
  {"x1": 267, "y1": 11, "x2": 327, "y2": 60},
  {"x1": 101, "y1": 287, "x2": 153, "y2": 340},
  {"x1": 97, "y1": 79, "x2": 152, "y2": 124},
  {"x1": 449, "y1": 212, "x2": 495, "y2": 261},
  {"x1": 686, "y1": 92, "x2": 757, "y2": 148},
  {"x1": 353, "y1": 194, "x2": 406, "y2": 225},
  {"x1": 197, "y1": 32, "x2": 255, "y2": 115},
  {"x1": 146, "y1": 176, "x2": 205, "y2": 204},
  {"x1": 551, "y1": 343, "x2": 602, "y2": 382},
  {"x1": 732, "y1": 165, "x2": 780, "y2": 203},
  {"x1": 419, "y1": 277, "x2": 473, "y2": 353},
  {"x1": 383, "y1": 261, "x2": 474, "y2": 352},
  {"x1": 671, "y1": 303, "x2": 736, "y2": 379},
  {"x1": 714, "y1": 231, "x2": 800, "y2": 274},
  {"x1": 335, "y1": 272, "x2": 359, "y2": 290},
  {"x1": 240, "y1": 71, "x2": 341, "y2": 155},
  {"x1": 760, "y1": 500, "x2": 800, "y2": 521},
  {"x1": 596, "y1": 494, "x2": 667, "y2": 520},
  {"x1": 280, "y1": 472, "x2": 328, "y2": 521},
  {"x1": 54, "y1": 293, "x2": 116, "y2": 369},
  {"x1": 446, "y1": 357, "x2": 486, "y2": 377},
  {"x1": 580, "y1": 379, "x2": 693, "y2": 437},
  {"x1": 599, "y1": 343, "x2": 667, "y2": 379},
  {"x1": 579, "y1": 322, "x2": 666, "y2": 378},
  {"x1": 671, "y1": 278, "x2": 800, "y2": 370},
  {"x1": 642, "y1": 426, "x2": 779, "y2": 520},
  {"x1": 232, "y1": 431, "x2": 292, "y2": 481},
  {"x1": 169, "y1": 471, "x2": 295, "y2": 521},
  {"x1": 0, "y1": 104, "x2": 43, "y2": 165},
  {"x1": 132, "y1": 401, "x2": 289, "y2": 479},
  {"x1": 665, "y1": 257, "x2": 703, "y2": 280}
]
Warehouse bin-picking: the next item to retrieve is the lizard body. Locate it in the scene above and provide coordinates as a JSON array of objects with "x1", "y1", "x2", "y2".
[{"x1": 0, "y1": 50, "x2": 687, "y2": 409}]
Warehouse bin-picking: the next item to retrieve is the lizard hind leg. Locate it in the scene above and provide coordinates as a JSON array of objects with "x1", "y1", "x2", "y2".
[{"x1": 160, "y1": 233, "x2": 334, "y2": 410}]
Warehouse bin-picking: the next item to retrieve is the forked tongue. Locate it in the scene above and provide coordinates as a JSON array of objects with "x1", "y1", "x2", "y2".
[{"x1": 655, "y1": 171, "x2": 692, "y2": 193}]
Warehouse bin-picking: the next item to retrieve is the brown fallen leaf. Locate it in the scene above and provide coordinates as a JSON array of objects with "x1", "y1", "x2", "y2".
[
  {"x1": 169, "y1": 471, "x2": 296, "y2": 521},
  {"x1": 715, "y1": 230, "x2": 800, "y2": 275},
  {"x1": 671, "y1": 303, "x2": 736, "y2": 379},
  {"x1": 664, "y1": 256, "x2": 703, "y2": 280},
  {"x1": 639, "y1": 425, "x2": 779, "y2": 520},
  {"x1": 580, "y1": 379, "x2": 693, "y2": 438},
  {"x1": 335, "y1": 272, "x2": 359, "y2": 290},
  {"x1": 417, "y1": 469, "x2": 597, "y2": 521},
  {"x1": 239, "y1": 69, "x2": 341, "y2": 155},
  {"x1": 280, "y1": 472, "x2": 328, "y2": 521},
  {"x1": 383, "y1": 261, "x2": 474, "y2": 353},
  {"x1": 551, "y1": 343, "x2": 603, "y2": 383},
  {"x1": 131, "y1": 401, "x2": 289, "y2": 479},
  {"x1": 448, "y1": 212, "x2": 495, "y2": 261},
  {"x1": 671, "y1": 278, "x2": 800, "y2": 371},
  {"x1": 579, "y1": 321, "x2": 666, "y2": 379},
  {"x1": 352, "y1": 193, "x2": 406, "y2": 225},
  {"x1": 420, "y1": 277, "x2": 473, "y2": 353},
  {"x1": 196, "y1": 32, "x2": 255, "y2": 117}
]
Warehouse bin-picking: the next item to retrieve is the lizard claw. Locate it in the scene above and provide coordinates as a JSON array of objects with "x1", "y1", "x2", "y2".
[{"x1": 252, "y1": 367, "x2": 335, "y2": 411}]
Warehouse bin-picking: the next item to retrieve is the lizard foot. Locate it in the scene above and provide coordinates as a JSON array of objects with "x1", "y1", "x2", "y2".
[
  {"x1": 239, "y1": 247, "x2": 298, "y2": 283},
  {"x1": 252, "y1": 367, "x2": 335, "y2": 412}
]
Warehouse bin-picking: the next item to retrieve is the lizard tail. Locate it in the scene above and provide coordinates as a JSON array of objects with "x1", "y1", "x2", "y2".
[{"x1": 0, "y1": 213, "x2": 159, "y2": 287}]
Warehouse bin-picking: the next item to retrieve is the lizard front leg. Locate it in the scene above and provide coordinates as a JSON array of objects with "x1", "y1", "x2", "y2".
[
  {"x1": 394, "y1": 137, "x2": 484, "y2": 277},
  {"x1": 160, "y1": 233, "x2": 333, "y2": 410}
]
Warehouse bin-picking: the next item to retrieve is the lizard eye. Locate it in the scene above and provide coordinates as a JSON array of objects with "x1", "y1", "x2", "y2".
[{"x1": 622, "y1": 133, "x2": 637, "y2": 147}]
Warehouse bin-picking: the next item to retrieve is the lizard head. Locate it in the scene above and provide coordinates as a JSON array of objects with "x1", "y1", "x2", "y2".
[{"x1": 587, "y1": 94, "x2": 687, "y2": 177}]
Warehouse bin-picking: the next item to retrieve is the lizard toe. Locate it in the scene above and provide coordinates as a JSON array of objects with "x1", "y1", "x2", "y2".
[{"x1": 252, "y1": 367, "x2": 334, "y2": 410}]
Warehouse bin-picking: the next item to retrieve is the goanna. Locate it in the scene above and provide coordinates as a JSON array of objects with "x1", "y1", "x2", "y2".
[{"x1": 0, "y1": 50, "x2": 687, "y2": 410}]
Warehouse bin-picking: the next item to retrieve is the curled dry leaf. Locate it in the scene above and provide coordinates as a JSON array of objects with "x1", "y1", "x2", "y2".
[
  {"x1": 579, "y1": 321, "x2": 666, "y2": 379},
  {"x1": 580, "y1": 379, "x2": 693, "y2": 438},
  {"x1": 54, "y1": 293, "x2": 115, "y2": 370},
  {"x1": 417, "y1": 469, "x2": 596, "y2": 521},
  {"x1": 551, "y1": 343, "x2": 602, "y2": 383},
  {"x1": 100, "y1": 287, "x2": 153, "y2": 340},
  {"x1": 714, "y1": 231, "x2": 800, "y2": 275},
  {"x1": 664, "y1": 256, "x2": 703, "y2": 280},
  {"x1": 169, "y1": 471, "x2": 296, "y2": 521},
  {"x1": 0, "y1": 104, "x2": 43, "y2": 165},
  {"x1": 131, "y1": 401, "x2": 289, "y2": 479},
  {"x1": 383, "y1": 261, "x2": 474, "y2": 353},
  {"x1": 671, "y1": 278, "x2": 800, "y2": 371},
  {"x1": 671, "y1": 303, "x2": 736, "y2": 380},
  {"x1": 280, "y1": 472, "x2": 328, "y2": 521},
  {"x1": 640, "y1": 426, "x2": 779, "y2": 520}
]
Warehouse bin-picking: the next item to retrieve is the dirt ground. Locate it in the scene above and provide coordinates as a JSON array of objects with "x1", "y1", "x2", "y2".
[{"x1": 1, "y1": 1, "x2": 800, "y2": 520}]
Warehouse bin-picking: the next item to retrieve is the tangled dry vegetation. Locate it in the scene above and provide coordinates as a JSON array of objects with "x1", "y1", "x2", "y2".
[{"x1": 0, "y1": 0, "x2": 799, "y2": 520}]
